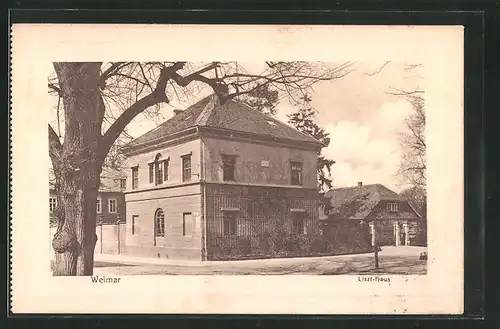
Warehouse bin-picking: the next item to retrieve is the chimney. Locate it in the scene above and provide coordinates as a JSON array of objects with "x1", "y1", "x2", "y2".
[
  {"x1": 358, "y1": 182, "x2": 363, "y2": 187},
  {"x1": 174, "y1": 109, "x2": 183, "y2": 116}
]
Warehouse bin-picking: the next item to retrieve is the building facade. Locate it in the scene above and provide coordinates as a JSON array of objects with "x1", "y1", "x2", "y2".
[
  {"x1": 49, "y1": 167, "x2": 127, "y2": 225},
  {"x1": 121, "y1": 95, "x2": 325, "y2": 261},
  {"x1": 321, "y1": 183, "x2": 423, "y2": 248}
]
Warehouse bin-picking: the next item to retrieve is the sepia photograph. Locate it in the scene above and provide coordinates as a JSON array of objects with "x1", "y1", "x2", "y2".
[
  {"x1": 11, "y1": 24, "x2": 463, "y2": 314},
  {"x1": 48, "y1": 61, "x2": 428, "y2": 277}
]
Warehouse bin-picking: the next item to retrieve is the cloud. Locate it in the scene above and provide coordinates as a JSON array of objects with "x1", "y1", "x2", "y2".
[
  {"x1": 377, "y1": 99, "x2": 414, "y2": 134},
  {"x1": 322, "y1": 119, "x2": 403, "y2": 192}
]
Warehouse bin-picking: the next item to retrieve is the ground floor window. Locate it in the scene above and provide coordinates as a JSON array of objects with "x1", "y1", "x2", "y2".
[
  {"x1": 222, "y1": 211, "x2": 237, "y2": 236},
  {"x1": 183, "y1": 212, "x2": 192, "y2": 237},
  {"x1": 131, "y1": 215, "x2": 138, "y2": 235},
  {"x1": 292, "y1": 213, "x2": 306, "y2": 235},
  {"x1": 155, "y1": 208, "x2": 165, "y2": 237}
]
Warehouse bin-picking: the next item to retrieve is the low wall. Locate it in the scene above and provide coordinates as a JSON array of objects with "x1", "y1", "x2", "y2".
[{"x1": 49, "y1": 222, "x2": 126, "y2": 255}]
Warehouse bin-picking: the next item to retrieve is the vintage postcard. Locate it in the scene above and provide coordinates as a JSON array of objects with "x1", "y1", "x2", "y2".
[{"x1": 10, "y1": 24, "x2": 464, "y2": 314}]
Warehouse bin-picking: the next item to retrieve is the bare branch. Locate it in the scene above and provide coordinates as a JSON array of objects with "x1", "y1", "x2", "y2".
[
  {"x1": 365, "y1": 61, "x2": 391, "y2": 76},
  {"x1": 387, "y1": 86, "x2": 425, "y2": 96},
  {"x1": 48, "y1": 124, "x2": 62, "y2": 165},
  {"x1": 100, "y1": 62, "x2": 129, "y2": 83},
  {"x1": 99, "y1": 62, "x2": 186, "y2": 156},
  {"x1": 48, "y1": 82, "x2": 62, "y2": 95}
]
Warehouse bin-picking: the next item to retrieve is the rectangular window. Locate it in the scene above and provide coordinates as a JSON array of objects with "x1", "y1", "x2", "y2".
[
  {"x1": 222, "y1": 154, "x2": 236, "y2": 181},
  {"x1": 182, "y1": 212, "x2": 192, "y2": 237},
  {"x1": 49, "y1": 197, "x2": 57, "y2": 212},
  {"x1": 291, "y1": 162, "x2": 303, "y2": 186},
  {"x1": 182, "y1": 154, "x2": 192, "y2": 182},
  {"x1": 149, "y1": 163, "x2": 154, "y2": 184},
  {"x1": 96, "y1": 198, "x2": 102, "y2": 213},
  {"x1": 131, "y1": 167, "x2": 139, "y2": 189},
  {"x1": 108, "y1": 199, "x2": 117, "y2": 213},
  {"x1": 222, "y1": 212, "x2": 237, "y2": 236},
  {"x1": 387, "y1": 203, "x2": 398, "y2": 212},
  {"x1": 155, "y1": 161, "x2": 164, "y2": 185},
  {"x1": 292, "y1": 213, "x2": 305, "y2": 235},
  {"x1": 131, "y1": 215, "x2": 138, "y2": 235},
  {"x1": 163, "y1": 160, "x2": 169, "y2": 181},
  {"x1": 119, "y1": 179, "x2": 126, "y2": 189}
]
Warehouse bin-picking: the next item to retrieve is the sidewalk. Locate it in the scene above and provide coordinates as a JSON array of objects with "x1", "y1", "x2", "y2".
[
  {"x1": 94, "y1": 250, "x2": 373, "y2": 268},
  {"x1": 94, "y1": 253, "x2": 206, "y2": 267},
  {"x1": 94, "y1": 246, "x2": 427, "y2": 268}
]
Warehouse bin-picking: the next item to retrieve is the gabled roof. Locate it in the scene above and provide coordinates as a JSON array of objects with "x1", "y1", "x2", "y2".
[
  {"x1": 323, "y1": 184, "x2": 406, "y2": 220},
  {"x1": 123, "y1": 94, "x2": 322, "y2": 151},
  {"x1": 49, "y1": 167, "x2": 126, "y2": 193}
]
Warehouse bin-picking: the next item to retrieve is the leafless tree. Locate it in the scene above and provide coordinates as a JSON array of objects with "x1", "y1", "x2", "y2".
[
  {"x1": 398, "y1": 95, "x2": 426, "y2": 188},
  {"x1": 47, "y1": 61, "x2": 355, "y2": 276}
]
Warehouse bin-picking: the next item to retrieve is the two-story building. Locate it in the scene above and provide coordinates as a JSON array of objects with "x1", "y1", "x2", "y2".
[{"x1": 121, "y1": 95, "x2": 325, "y2": 261}]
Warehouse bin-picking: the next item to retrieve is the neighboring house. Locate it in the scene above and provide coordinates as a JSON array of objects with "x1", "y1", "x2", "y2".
[
  {"x1": 121, "y1": 94, "x2": 324, "y2": 261},
  {"x1": 321, "y1": 182, "x2": 422, "y2": 247},
  {"x1": 49, "y1": 167, "x2": 127, "y2": 225}
]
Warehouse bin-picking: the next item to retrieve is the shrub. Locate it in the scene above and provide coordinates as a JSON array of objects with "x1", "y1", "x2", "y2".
[{"x1": 310, "y1": 237, "x2": 327, "y2": 253}]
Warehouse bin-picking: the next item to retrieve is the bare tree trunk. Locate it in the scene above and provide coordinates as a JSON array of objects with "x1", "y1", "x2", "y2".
[
  {"x1": 52, "y1": 159, "x2": 102, "y2": 275},
  {"x1": 50, "y1": 62, "x2": 105, "y2": 276}
]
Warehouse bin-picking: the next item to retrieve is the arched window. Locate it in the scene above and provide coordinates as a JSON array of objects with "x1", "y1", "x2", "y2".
[
  {"x1": 149, "y1": 153, "x2": 169, "y2": 186},
  {"x1": 154, "y1": 208, "x2": 165, "y2": 237}
]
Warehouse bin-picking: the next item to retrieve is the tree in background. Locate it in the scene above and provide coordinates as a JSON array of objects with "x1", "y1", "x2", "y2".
[
  {"x1": 398, "y1": 95, "x2": 426, "y2": 188},
  {"x1": 48, "y1": 61, "x2": 354, "y2": 275},
  {"x1": 287, "y1": 94, "x2": 336, "y2": 192},
  {"x1": 400, "y1": 185, "x2": 426, "y2": 218}
]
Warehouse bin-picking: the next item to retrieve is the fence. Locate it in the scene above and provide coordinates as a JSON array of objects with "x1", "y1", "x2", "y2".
[{"x1": 49, "y1": 222, "x2": 127, "y2": 255}]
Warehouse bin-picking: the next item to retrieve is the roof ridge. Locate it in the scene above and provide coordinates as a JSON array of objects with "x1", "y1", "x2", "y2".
[{"x1": 195, "y1": 94, "x2": 218, "y2": 126}]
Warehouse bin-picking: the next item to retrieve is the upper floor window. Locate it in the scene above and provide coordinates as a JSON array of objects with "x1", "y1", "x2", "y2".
[
  {"x1": 116, "y1": 179, "x2": 126, "y2": 189},
  {"x1": 49, "y1": 197, "x2": 57, "y2": 213},
  {"x1": 149, "y1": 163, "x2": 154, "y2": 184},
  {"x1": 154, "y1": 208, "x2": 165, "y2": 237},
  {"x1": 387, "y1": 203, "x2": 398, "y2": 212},
  {"x1": 291, "y1": 162, "x2": 303, "y2": 186},
  {"x1": 182, "y1": 154, "x2": 192, "y2": 182},
  {"x1": 222, "y1": 154, "x2": 236, "y2": 181},
  {"x1": 150, "y1": 154, "x2": 169, "y2": 186},
  {"x1": 108, "y1": 198, "x2": 117, "y2": 213},
  {"x1": 131, "y1": 167, "x2": 139, "y2": 189},
  {"x1": 96, "y1": 197, "x2": 102, "y2": 214},
  {"x1": 155, "y1": 161, "x2": 164, "y2": 185}
]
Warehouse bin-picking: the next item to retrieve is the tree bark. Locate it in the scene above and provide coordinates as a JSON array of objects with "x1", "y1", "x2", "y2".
[{"x1": 50, "y1": 62, "x2": 104, "y2": 276}]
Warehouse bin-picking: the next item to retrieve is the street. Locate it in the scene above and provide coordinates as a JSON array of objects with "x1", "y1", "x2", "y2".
[{"x1": 92, "y1": 246, "x2": 427, "y2": 276}]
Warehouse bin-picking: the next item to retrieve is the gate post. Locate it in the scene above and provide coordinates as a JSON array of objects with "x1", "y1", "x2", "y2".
[
  {"x1": 98, "y1": 215, "x2": 103, "y2": 254},
  {"x1": 116, "y1": 214, "x2": 121, "y2": 254}
]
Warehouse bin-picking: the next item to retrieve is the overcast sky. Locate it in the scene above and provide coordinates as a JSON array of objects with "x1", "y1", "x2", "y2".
[{"x1": 49, "y1": 61, "x2": 423, "y2": 193}]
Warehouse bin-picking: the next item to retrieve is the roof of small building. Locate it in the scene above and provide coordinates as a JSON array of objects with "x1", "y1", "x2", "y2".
[
  {"x1": 49, "y1": 167, "x2": 126, "y2": 193},
  {"x1": 323, "y1": 184, "x2": 407, "y2": 220},
  {"x1": 124, "y1": 94, "x2": 323, "y2": 150}
]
